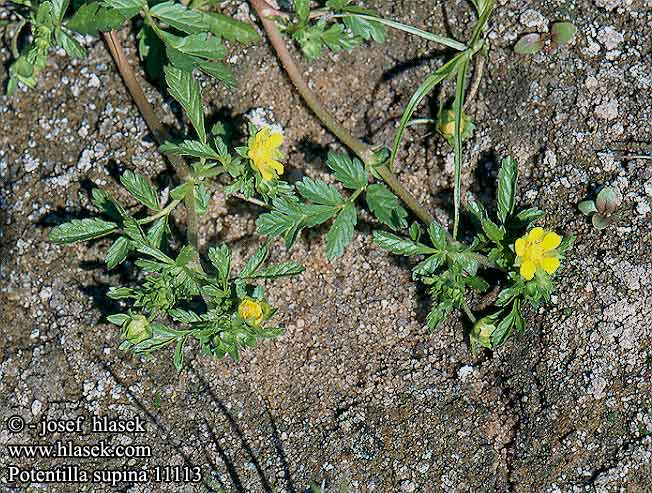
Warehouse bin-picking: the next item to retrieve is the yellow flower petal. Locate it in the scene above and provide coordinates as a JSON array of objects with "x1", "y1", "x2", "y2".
[
  {"x1": 541, "y1": 256, "x2": 560, "y2": 275},
  {"x1": 527, "y1": 227, "x2": 544, "y2": 242},
  {"x1": 259, "y1": 166, "x2": 274, "y2": 181},
  {"x1": 541, "y1": 232, "x2": 561, "y2": 251},
  {"x1": 269, "y1": 160, "x2": 284, "y2": 175},
  {"x1": 268, "y1": 132, "x2": 283, "y2": 148},
  {"x1": 514, "y1": 238, "x2": 526, "y2": 257},
  {"x1": 520, "y1": 260, "x2": 536, "y2": 280}
]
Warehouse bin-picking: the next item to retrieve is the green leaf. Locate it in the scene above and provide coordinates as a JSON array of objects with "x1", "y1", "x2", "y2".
[
  {"x1": 551, "y1": 22, "x2": 576, "y2": 45},
  {"x1": 366, "y1": 184, "x2": 408, "y2": 231},
  {"x1": 120, "y1": 170, "x2": 160, "y2": 210},
  {"x1": 325, "y1": 151, "x2": 368, "y2": 190},
  {"x1": 409, "y1": 222, "x2": 422, "y2": 242},
  {"x1": 204, "y1": 12, "x2": 260, "y2": 44},
  {"x1": 102, "y1": 0, "x2": 143, "y2": 19},
  {"x1": 150, "y1": 1, "x2": 208, "y2": 34},
  {"x1": 159, "y1": 31, "x2": 226, "y2": 60},
  {"x1": 66, "y1": 2, "x2": 126, "y2": 35},
  {"x1": 107, "y1": 287, "x2": 135, "y2": 299},
  {"x1": 325, "y1": 202, "x2": 357, "y2": 260},
  {"x1": 208, "y1": 245, "x2": 231, "y2": 283},
  {"x1": 56, "y1": 29, "x2": 86, "y2": 59},
  {"x1": 146, "y1": 216, "x2": 168, "y2": 249},
  {"x1": 491, "y1": 302, "x2": 520, "y2": 347},
  {"x1": 197, "y1": 61, "x2": 235, "y2": 88},
  {"x1": 412, "y1": 254, "x2": 444, "y2": 276},
  {"x1": 496, "y1": 286, "x2": 521, "y2": 306},
  {"x1": 558, "y1": 234, "x2": 575, "y2": 255},
  {"x1": 169, "y1": 309, "x2": 202, "y2": 324},
  {"x1": 105, "y1": 236, "x2": 130, "y2": 269},
  {"x1": 372, "y1": 230, "x2": 435, "y2": 256},
  {"x1": 343, "y1": 13, "x2": 464, "y2": 49},
  {"x1": 342, "y1": 10, "x2": 386, "y2": 43},
  {"x1": 516, "y1": 207, "x2": 545, "y2": 223},
  {"x1": 391, "y1": 53, "x2": 464, "y2": 169},
  {"x1": 49, "y1": 218, "x2": 118, "y2": 244},
  {"x1": 497, "y1": 156, "x2": 518, "y2": 224},
  {"x1": 240, "y1": 244, "x2": 269, "y2": 278},
  {"x1": 294, "y1": 0, "x2": 310, "y2": 25},
  {"x1": 194, "y1": 183, "x2": 210, "y2": 215},
  {"x1": 241, "y1": 261, "x2": 304, "y2": 279},
  {"x1": 481, "y1": 218, "x2": 505, "y2": 243},
  {"x1": 427, "y1": 222, "x2": 448, "y2": 250},
  {"x1": 164, "y1": 65, "x2": 206, "y2": 143},
  {"x1": 465, "y1": 275, "x2": 489, "y2": 291},
  {"x1": 466, "y1": 193, "x2": 487, "y2": 223},
  {"x1": 321, "y1": 23, "x2": 361, "y2": 52},
  {"x1": 107, "y1": 313, "x2": 130, "y2": 326},
  {"x1": 578, "y1": 200, "x2": 597, "y2": 216},
  {"x1": 514, "y1": 33, "x2": 543, "y2": 55},
  {"x1": 296, "y1": 177, "x2": 344, "y2": 206},
  {"x1": 170, "y1": 182, "x2": 193, "y2": 200},
  {"x1": 51, "y1": 0, "x2": 70, "y2": 23},
  {"x1": 426, "y1": 300, "x2": 453, "y2": 330},
  {"x1": 160, "y1": 140, "x2": 220, "y2": 160},
  {"x1": 173, "y1": 335, "x2": 188, "y2": 372}
]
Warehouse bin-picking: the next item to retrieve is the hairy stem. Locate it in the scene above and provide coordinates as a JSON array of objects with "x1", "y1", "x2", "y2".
[
  {"x1": 249, "y1": 0, "x2": 435, "y2": 226},
  {"x1": 103, "y1": 30, "x2": 201, "y2": 252}
]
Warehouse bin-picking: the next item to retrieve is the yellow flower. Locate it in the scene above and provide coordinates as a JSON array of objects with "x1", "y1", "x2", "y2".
[
  {"x1": 247, "y1": 127, "x2": 284, "y2": 181},
  {"x1": 238, "y1": 298, "x2": 264, "y2": 326},
  {"x1": 514, "y1": 227, "x2": 562, "y2": 281}
]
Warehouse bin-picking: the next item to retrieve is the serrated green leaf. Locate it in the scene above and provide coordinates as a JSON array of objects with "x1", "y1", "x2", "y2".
[
  {"x1": 170, "y1": 182, "x2": 193, "y2": 200},
  {"x1": 558, "y1": 234, "x2": 575, "y2": 254},
  {"x1": 204, "y1": 12, "x2": 260, "y2": 44},
  {"x1": 164, "y1": 65, "x2": 206, "y2": 143},
  {"x1": 194, "y1": 183, "x2": 210, "y2": 215},
  {"x1": 497, "y1": 156, "x2": 518, "y2": 224},
  {"x1": 412, "y1": 254, "x2": 444, "y2": 276},
  {"x1": 49, "y1": 217, "x2": 118, "y2": 244},
  {"x1": 197, "y1": 61, "x2": 235, "y2": 88},
  {"x1": 150, "y1": 1, "x2": 208, "y2": 34},
  {"x1": 465, "y1": 275, "x2": 489, "y2": 291},
  {"x1": 325, "y1": 151, "x2": 368, "y2": 190},
  {"x1": 159, "y1": 31, "x2": 226, "y2": 60},
  {"x1": 491, "y1": 302, "x2": 520, "y2": 347},
  {"x1": 240, "y1": 244, "x2": 269, "y2": 278},
  {"x1": 325, "y1": 202, "x2": 356, "y2": 260},
  {"x1": 366, "y1": 184, "x2": 408, "y2": 231},
  {"x1": 294, "y1": 0, "x2": 310, "y2": 25},
  {"x1": 208, "y1": 244, "x2": 231, "y2": 283},
  {"x1": 241, "y1": 261, "x2": 304, "y2": 279},
  {"x1": 175, "y1": 244, "x2": 197, "y2": 266},
  {"x1": 107, "y1": 286, "x2": 135, "y2": 299},
  {"x1": 66, "y1": 2, "x2": 126, "y2": 34},
  {"x1": 160, "y1": 140, "x2": 220, "y2": 160},
  {"x1": 56, "y1": 29, "x2": 86, "y2": 59},
  {"x1": 496, "y1": 286, "x2": 521, "y2": 306},
  {"x1": 169, "y1": 308, "x2": 202, "y2": 324},
  {"x1": 146, "y1": 216, "x2": 168, "y2": 249},
  {"x1": 102, "y1": 0, "x2": 143, "y2": 19},
  {"x1": 372, "y1": 230, "x2": 435, "y2": 256},
  {"x1": 120, "y1": 170, "x2": 160, "y2": 210},
  {"x1": 105, "y1": 236, "x2": 130, "y2": 269},
  {"x1": 409, "y1": 222, "x2": 422, "y2": 242},
  {"x1": 426, "y1": 300, "x2": 453, "y2": 331},
  {"x1": 516, "y1": 207, "x2": 545, "y2": 223},
  {"x1": 481, "y1": 218, "x2": 505, "y2": 243},
  {"x1": 296, "y1": 177, "x2": 344, "y2": 206},
  {"x1": 427, "y1": 222, "x2": 448, "y2": 250},
  {"x1": 107, "y1": 313, "x2": 130, "y2": 326},
  {"x1": 321, "y1": 23, "x2": 361, "y2": 52},
  {"x1": 342, "y1": 10, "x2": 385, "y2": 43},
  {"x1": 92, "y1": 189, "x2": 125, "y2": 220}
]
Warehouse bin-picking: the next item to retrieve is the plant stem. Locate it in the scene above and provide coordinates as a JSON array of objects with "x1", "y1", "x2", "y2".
[
  {"x1": 103, "y1": 30, "x2": 200, "y2": 252},
  {"x1": 249, "y1": 0, "x2": 435, "y2": 226},
  {"x1": 462, "y1": 300, "x2": 477, "y2": 323},
  {"x1": 137, "y1": 199, "x2": 182, "y2": 225}
]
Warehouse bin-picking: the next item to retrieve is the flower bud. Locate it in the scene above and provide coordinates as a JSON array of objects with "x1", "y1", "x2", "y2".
[
  {"x1": 238, "y1": 297, "x2": 265, "y2": 326},
  {"x1": 123, "y1": 315, "x2": 152, "y2": 345},
  {"x1": 470, "y1": 314, "x2": 499, "y2": 350}
]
